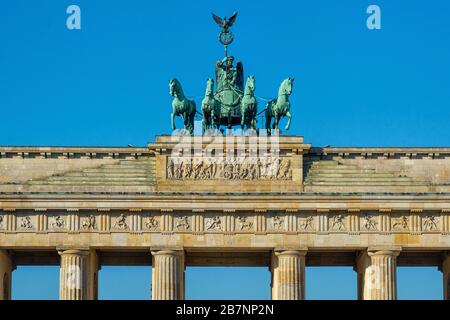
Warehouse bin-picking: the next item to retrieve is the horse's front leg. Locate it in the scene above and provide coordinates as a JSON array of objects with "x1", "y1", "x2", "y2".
[
  {"x1": 171, "y1": 110, "x2": 176, "y2": 130},
  {"x1": 285, "y1": 111, "x2": 292, "y2": 130}
]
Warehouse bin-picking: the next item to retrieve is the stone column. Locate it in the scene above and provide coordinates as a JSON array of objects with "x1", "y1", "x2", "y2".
[
  {"x1": 356, "y1": 249, "x2": 400, "y2": 300},
  {"x1": 0, "y1": 250, "x2": 13, "y2": 300},
  {"x1": 271, "y1": 249, "x2": 307, "y2": 300},
  {"x1": 442, "y1": 253, "x2": 450, "y2": 300},
  {"x1": 151, "y1": 250, "x2": 185, "y2": 300},
  {"x1": 58, "y1": 249, "x2": 90, "y2": 300},
  {"x1": 87, "y1": 249, "x2": 100, "y2": 300}
]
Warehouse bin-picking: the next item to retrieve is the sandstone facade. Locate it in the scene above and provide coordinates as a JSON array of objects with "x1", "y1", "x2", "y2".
[{"x1": 0, "y1": 136, "x2": 449, "y2": 300}]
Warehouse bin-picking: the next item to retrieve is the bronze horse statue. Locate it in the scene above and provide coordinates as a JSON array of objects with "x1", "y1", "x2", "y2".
[
  {"x1": 169, "y1": 78, "x2": 196, "y2": 134},
  {"x1": 240, "y1": 75, "x2": 257, "y2": 130},
  {"x1": 265, "y1": 77, "x2": 294, "y2": 135},
  {"x1": 201, "y1": 78, "x2": 220, "y2": 130}
]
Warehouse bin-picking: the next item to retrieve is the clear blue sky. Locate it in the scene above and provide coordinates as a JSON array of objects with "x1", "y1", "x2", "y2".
[{"x1": 1, "y1": 0, "x2": 449, "y2": 299}]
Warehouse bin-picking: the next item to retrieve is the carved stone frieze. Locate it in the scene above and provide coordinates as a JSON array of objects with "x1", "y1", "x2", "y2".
[
  {"x1": 113, "y1": 214, "x2": 128, "y2": 230},
  {"x1": 145, "y1": 216, "x2": 160, "y2": 231},
  {"x1": 237, "y1": 215, "x2": 253, "y2": 231},
  {"x1": 51, "y1": 215, "x2": 66, "y2": 230},
  {"x1": 19, "y1": 216, "x2": 33, "y2": 229},
  {"x1": 166, "y1": 157, "x2": 292, "y2": 181},
  {"x1": 82, "y1": 214, "x2": 97, "y2": 230},
  {"x1": 205, "y1": 216, "x2": 222, "y2": 231},
  {"x1": 423, "y1": 215, "x2": 439, "y2": 231},
  {"x1": 329, "y1": 214, "x2": 346, "y2": 231},
  {"x1": 391, "y1": 215, "x2": 409, "y2": 231}
]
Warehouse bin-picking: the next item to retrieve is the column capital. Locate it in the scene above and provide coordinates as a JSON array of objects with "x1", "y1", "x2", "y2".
[
  {"x1": 150, "y1": 247, "x2": 185, "y2": 256},
  {"x1": 274, "y1": 248, "x2": 308, "y2": 257},
  {"x1": 57, "y1": 248, "x2": 90, "y2": 256},
  {"x1": 367, "y1": 247, "x2": 401, "y2": 257},
  {"x1": 151, "y1": 250, "x2": 184, "y2": 257},
  {"x1": 274, "y1": 250, "x2": 307, "y2": 257}
]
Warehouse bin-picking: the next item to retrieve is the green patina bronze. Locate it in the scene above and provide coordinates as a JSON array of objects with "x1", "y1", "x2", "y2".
[
  {"x1": 201, "y1": 78, "x2": 220, "y2": 130},
  {"x1": 265, "y1": 77, "x2": 294, "y2": 135},
  {"x1": 214, "y1": 55, "x2": 245, "y2": 128},
  {"x1": 169, "y1": 79, "x2": 196, "y2": 134},
  {"x1": 240, "y1": 75, "x2": 257, "y2": 130},
  {"x1": 169, "y1": 12, "x2": 295, "y2": 134}
]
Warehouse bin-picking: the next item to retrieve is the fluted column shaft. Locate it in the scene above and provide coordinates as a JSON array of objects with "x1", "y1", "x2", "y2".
[
  {"x1": 151, "y1": 250, "x2": 185, "y2": 300},
  {"x1": 357, "y1": 250, "x2": 400, "y2": 300},
  {"x1": 0, "y1": 250, "x2": 13, "y2": 300},
  {"x1": 58, "y1": 249, "x2": 89, "y2": 300},
  {"x1": 271, "y1": 250, "x2": 306, "y2": 300},
  {"x1": 443, "y1": 254, "x2": 450, "y2": 300}
]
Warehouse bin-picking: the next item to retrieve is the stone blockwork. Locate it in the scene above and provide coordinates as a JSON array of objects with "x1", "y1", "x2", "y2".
[
  {"x1": 0, "y1": 136, "x2": 450, "y2": 300},
  {"x1": 304, "y1": 147, "x2": 450, "y2": 193}
]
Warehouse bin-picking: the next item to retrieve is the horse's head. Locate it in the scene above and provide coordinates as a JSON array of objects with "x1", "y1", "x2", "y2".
[
  {"x1": 279, "y1": 77, "x2": 294, "y2": 96},
  {"x1": 205, "y1": 78, "x2": 214, "y2": 96},
  {"x1": 245, "y1": 75, "x2": 255, "y2": 95},
  {"x1": 169, "y1": 78, "x2": 181, "y2": 97}
]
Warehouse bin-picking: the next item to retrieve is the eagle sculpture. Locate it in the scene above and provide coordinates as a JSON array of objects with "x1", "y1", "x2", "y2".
[{"x1": 211, "y1": 12, "x2": 238, "y2": 32}]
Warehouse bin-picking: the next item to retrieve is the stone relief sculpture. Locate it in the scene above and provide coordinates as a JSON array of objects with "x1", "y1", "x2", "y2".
[
  {"x1": 52, "y1": 215, "x2": 65, "y2": 229},
  {"x1": 114, "y1": 214, "x2": 128, "y2": 230},
  {"x1": 20, "y1": 216, "x2": 33, "y2": 229},
  {"x1": 392, "y1": 215, "x2": 408, "y2": 230},
  {"x1": 363, "y1": 215, "x2": 378, "y2": 230},
  {"x1": 272, "y1": 216, "x2": 284, "y2": 229},
  {"x1": 167, "y1": 157, "x2": 292, "y2": 181},
  {"x1": 82, "y1": 215, "x2": 97, "y2": 230},
  {"x1": 300, "y1": 216, "x2": 314, "y2": 230},
  {"x1": 206, "y1": 216, "x2": 222, "y2": 231},
  {"x1": 330, "y1": 214, "x2": 345, "y2": 231},
  {"x1": 145, "y1": 216, "x2": 159, "y2": 231},
  {"x1": 237, "y1": 216, "x2": 253, "y2": 231},
  {"x1": 0, "y1": 215, "x2": 3, "y2": 229},
  {"x1": 176, "y1": 216, "x2": 190, "y2": 231},
  {"x1": 423, "y1": 216, "x2": 439, "y2": 231}
]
